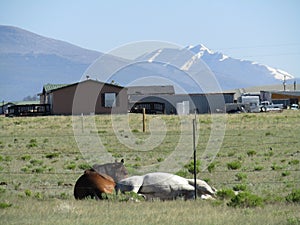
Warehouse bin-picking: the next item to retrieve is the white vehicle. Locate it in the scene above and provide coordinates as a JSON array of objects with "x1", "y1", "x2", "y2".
[
  {"x1": 291, "y1": 104, "x2": 299, "y2": 110},
  {"x1": 260, "y1": 101, "x2": 283, "y2": 112},
  {"x1": 241, "y1": 96, "x2": 260, "y2": 113}
]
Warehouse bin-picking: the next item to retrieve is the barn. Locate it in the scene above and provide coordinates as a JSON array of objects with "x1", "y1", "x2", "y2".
[
  {"x1": 128, "y1": 86, "x2": 234, "y2": 114},
  {"x1": 39, "y1": 79, "x2": 128, "y2": 115}
]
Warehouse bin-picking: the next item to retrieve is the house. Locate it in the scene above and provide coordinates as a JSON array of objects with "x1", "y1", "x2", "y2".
[{"x1": 39, "y1": 79, "x2": 128, "y2": 115}]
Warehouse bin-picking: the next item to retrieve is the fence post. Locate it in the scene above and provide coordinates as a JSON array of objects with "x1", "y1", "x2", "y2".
[
  {"x1": 81, "y1": 113, "x2": 84, "y2": 133},
  {"x1": 142, "y1": 108, "x2": 146, "y2": 132},
  {"x1": 193, "y1": 118, "x2": 197, "y2": 200}
]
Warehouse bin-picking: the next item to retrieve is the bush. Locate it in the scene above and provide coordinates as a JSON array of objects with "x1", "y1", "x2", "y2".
[
  {"x1": 184, "y1": 160, "x2": 200, "y2": 174},
  {"x1": 59, "y1": 192, "x2": 69, "y2": 200},
  {"x1": 271, "y1": 164, "x2": 282, "y2": 171},
  {"x1": 282, "y1": 171, "x2": 291, "y2": 177},
  {"x1": 235, "y1": 172, "x2": 247, "y2": 181},
  {"x1": 21, "y1": 155, "x2": 31, "y2": 161},
  {"x1": 228, "y1": 192, "x2": 263, "y2": 208},
  {"x1": 254, "y1": 165, "x2": 264, "y2": 171},
  {"x1": 207, "y1": 162, "x2": 217, "y2": 173},
  {"x1": 78, "y1": 163, "x2": 90, "y2": 170},
  {"x1": 21, "y1": 167, "x2": 30, "y2": 173},
  {"x1": 30, "y1": 159, "x2": 43, "y2": 166},
  {"x1": 175, "y1": 170, "x2": 189, "y2": 178},
  {"x1": 45, "y1": 152, "x2": 59, "y2": 159},
  {"x1": 4, "y1": 156, "x2": 12, "y2": 162},
  {"x1": 216, "y1": 189, "x2": 235, "y2": 200},
  {"x1": 157, "y1": 157, "x2": 164, "y2": 162},
  {"x1": 32, "y1": 167, "x2": 45, "y2": 173},
  {"x1": 287, "y1": 217, "x2": 300, "y2": 225},
  {"x1": 27, "y1": 139, "x2": 38, "y2": 148},
  {"x1": 246, "y1": 150, "x2": 257, "y2": 157},
  {"x1": 286, "y1": 189, "x2": 300, "y2": 203},
  {"x1": 265, "y1": 132, "x2": 272, "y2": 136},
  {"x1": 0, "y1": 202, "x2": 12, "y2": 209},
  {"x1": 65, "y1": 163, "x2": 76, "y2": 170},
  {"x1": 34, "y1": 192, "x2": 43, "y2": 200},
  {"x1": 24, "y1": 189, "x2": 32, "y2": 197},
  {"x1": 289, "y1": 159, "x2": 299, "y2": 165},
  {"x1": 233, "y1": 184, "x2": 247, "y2": 192},
  {"x1": 227, "y1": 161, "x2": 242, "y2": 170}
]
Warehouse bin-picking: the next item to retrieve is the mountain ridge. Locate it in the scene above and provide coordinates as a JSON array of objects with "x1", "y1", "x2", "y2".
[{"x1": 0, "y1": 25, "x2": 296, "y2": 101}]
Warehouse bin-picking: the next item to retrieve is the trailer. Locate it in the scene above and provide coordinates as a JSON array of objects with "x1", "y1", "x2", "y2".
[{"x1": 241, "y1": 96, "x2": 260, "y2": 113}]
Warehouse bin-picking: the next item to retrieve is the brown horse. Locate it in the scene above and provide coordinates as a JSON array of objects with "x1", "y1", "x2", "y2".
[
  {"x1": 74, "y1": 159, "x2": 128, "y2": 200},
  {"x1": 74, "y1": 168, "x2": 115, "y2": 200}
]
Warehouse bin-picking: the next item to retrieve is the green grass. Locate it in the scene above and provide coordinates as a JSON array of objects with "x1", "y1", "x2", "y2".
[{"x1": 0, "y1": 111, "x2": 300, "y2": 224}]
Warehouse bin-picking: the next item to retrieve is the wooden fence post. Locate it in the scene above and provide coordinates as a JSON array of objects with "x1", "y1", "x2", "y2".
[{"x1": 142, "y1": 108, "x2": 146, "y2": 132}]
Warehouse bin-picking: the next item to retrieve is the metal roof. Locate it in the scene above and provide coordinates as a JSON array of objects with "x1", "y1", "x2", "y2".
[
  {"x1": 270, "y1": 91, "x2": 300, "y2": 97},
  {"x1": 127, "y1": 85, "x2": 175, "y2": 95},
  {"x1": 42, "y1": 80, "x2": 126, "y2": 94},
  {"x1": 0, "y1": 101, "x2": 39, "y2": 106},
  {"x1": 43, "y1": 84, "x2": 69, "y2": 93}
]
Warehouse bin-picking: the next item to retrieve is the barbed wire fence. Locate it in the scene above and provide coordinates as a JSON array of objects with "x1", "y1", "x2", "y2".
[{"x1": 0, "y1": 115, "x2": 299, "y2": 197}]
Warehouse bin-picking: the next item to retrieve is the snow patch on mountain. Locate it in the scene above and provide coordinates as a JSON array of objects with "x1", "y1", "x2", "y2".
[
  {"x1": 219, "y1": 54, "x2": 229, "y2": 61},
  {"x1": 148, "y1": 49, "x2": 163, "y2": 63},
  {"x1": 265, "y1": 66, "x2": 294, "y2": 80},
  {"x1": 180, "y1": 52, "x2": 201, "y2": 71}
]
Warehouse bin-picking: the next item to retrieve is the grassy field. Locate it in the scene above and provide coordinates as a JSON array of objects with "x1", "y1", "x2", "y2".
[{"x1": 0, "y1": 111, "x2": 300, "y2": 224}]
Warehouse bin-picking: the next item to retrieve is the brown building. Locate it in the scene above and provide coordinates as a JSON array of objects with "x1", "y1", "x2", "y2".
[
  {"x1": 261, "y1": 90, "x2": 300, "y2": 107},
  {"x1": 40, "y1": 80, "x2": 128, "y2": 115}
]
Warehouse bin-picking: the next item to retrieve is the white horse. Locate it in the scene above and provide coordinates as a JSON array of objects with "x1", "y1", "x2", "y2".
[
  {"x1": 117, "y1": 172, "x2": 216, "y2": 200},
  {"x1": 116, "y1": 175, "x2": 144, "y2": 193},
  {"x1": 186, "y1": 179, "x2": 217, "y2": 199}
]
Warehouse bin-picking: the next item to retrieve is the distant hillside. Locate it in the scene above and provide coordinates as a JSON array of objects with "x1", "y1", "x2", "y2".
[{"x1": 0, "y1": 25, "x2": 102, "y2": 101}]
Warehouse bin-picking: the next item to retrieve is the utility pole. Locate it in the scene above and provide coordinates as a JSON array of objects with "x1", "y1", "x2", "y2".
[{"x1": 283, "y1": 75, "x2": 286, "y2": 91}]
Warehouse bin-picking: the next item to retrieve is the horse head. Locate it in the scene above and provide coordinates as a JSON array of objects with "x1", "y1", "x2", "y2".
[{"x1": 92, "y1": 159, "x2": 128, "y2": 182}]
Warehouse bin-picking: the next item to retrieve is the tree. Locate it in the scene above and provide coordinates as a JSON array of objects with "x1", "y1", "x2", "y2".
[{"x1": 23, "y1": 95, "x2": 38, "y2": 101}]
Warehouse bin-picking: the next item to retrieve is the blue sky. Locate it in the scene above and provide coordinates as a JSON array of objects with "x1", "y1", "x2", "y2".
[{"x1": 1, "y1": 0, "x2": 300, "y2": 77}]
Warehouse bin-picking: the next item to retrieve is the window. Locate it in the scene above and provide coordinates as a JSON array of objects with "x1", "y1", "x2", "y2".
[{"x1": 103, "y1": 93, "x2": 117, "y2": 107}]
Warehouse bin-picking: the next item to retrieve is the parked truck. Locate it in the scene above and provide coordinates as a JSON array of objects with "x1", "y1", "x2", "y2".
[{"x1": 259, "y1": 101, "x2": 283, "y2": 112}]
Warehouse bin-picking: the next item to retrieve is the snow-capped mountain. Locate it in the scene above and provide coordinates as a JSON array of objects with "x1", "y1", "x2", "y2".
[
  {"x1": 0, "y1": 25, "x2": 296, "y2": 101},
  {"x1": 134, "y1": 44, "x2": 294, "y2": 91}
]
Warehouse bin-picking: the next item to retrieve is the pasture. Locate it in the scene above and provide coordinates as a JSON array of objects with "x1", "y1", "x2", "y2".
[{"x1": 0, "y1": 111, "x2": 300, "y2": 224}]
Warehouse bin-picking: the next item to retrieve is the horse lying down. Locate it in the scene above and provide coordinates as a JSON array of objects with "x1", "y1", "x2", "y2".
[
  {"x1": 116, "y1": 172, "x2": 216, "y2": 200},
  {"x1": 74, "y1": 160, "x2": 128, "y2": 200},
  {"x1": 74, "y1": 168, "x2": 115, "y2": 200}
]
